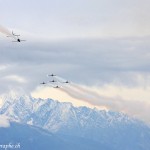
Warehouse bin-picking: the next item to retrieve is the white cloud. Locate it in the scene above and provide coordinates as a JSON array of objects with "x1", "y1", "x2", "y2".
[
  {"x1": 3, "y1": 75, "x2": 26, "y2": 83},
  {"x1": 0, "y1": 65, "x2": 8, "y2": 71},
  {"x1": 0, "y1": 115, "x2": 10, "y2": 128},
  {"x1": 0, "y1": 98, "x2": 3, "y2": 108},
  {"x1": 1, "y1": 0, "x2": 150, "y2": 38},
  {"x1": 32, "y1": 86, "x2": 93, "y2": 108}
]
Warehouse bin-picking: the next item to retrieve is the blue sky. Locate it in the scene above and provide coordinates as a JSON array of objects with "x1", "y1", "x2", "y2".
[{"x1": 0, "y1": 0, "x2": 150, "y2": 124}]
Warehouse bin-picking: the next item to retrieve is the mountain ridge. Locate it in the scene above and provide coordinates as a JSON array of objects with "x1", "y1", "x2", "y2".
[
  {"x1": 0, "y1": 93, "x2": 138, "y2": 130},
  {"x1": 0, "y1": 92, "x2": 150, "y2": 150}
]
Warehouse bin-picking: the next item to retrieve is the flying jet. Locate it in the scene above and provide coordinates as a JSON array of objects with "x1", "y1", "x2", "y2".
[
  {"x1": 53, "y1": 86, "x2": 60, "y2": 88},
  {"x1": 49, "y1": 80, "x2": 57, "y2": 83},
  {"x1": 40, "y1": 82, "x2": 46, "y2": 85},
  {"x1": 7, "y1": 31, "x2": 26, "y2": 42},
  {"x1": 63, "y1": 80, "x2": 69, "y2": 83},
  {"x1": 48, "y1": 74, "x2": 56, "y2": 77}
]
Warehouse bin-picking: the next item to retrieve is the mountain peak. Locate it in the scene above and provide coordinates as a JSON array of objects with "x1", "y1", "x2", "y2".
[
  {"x1": 0, "y1": 94, "x2": 140, "y2": 132},
  {"x1": 0, "y1": 94, "x2": 150, "y2": 150}
]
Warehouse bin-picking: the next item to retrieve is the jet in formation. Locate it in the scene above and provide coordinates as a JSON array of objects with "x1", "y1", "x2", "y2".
[
  {"x1": 53, "y1": 86, "x2": 60, "y2": 88},
  {"x1": 7, "y1": 31, "x2": 26, "y2": 42},
  {"x1": 48, "y1": 74, "x2": 56, "y2": 77},
  {"x1": 40, "y1": 74, "x2": 70, "y2": 88},
  {"x1": 63, "y1": 81, "x2": 69, "y2": 83},
  {"x1": 49, "y1": 80, "x2": 57, "y2": 83},
  {"x1": 40, "y1": 82, "x2": 46, "y2": 85}
]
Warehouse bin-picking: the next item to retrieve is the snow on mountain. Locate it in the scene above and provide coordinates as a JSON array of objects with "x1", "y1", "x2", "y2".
[
  {"x1": 0, "y1": 92, "x2": 135, "y2": 132},
  {"x1": 0, "y1": 92, "x2": 150, "y2": 150}
]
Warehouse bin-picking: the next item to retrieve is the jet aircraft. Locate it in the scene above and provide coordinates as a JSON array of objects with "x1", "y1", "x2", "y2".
[
  {"x1": 53, "y1": 86, "x2": 60, "y2": 88},
  {"x1": 48, "y1": 74, "x2": 56, "y2": 77},
  {"x1": 40, "y1": 82, "x2": 46, "y2": 84},
  {"x1": 7, "y1": 31, "x2": 26, "y2": 42},
  {"x1": 49, "y1": 80, "x2": 57, "y2": 83},
  {"x1": 63, "y1": 81, "x2": 69, "y2": 83}
]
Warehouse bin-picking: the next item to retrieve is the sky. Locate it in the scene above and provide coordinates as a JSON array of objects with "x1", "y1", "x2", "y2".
[{"x1": 0, "y1": 0, "x2": 150, "y2": 124}]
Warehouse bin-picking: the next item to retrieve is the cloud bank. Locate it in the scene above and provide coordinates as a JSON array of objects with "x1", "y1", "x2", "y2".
[
  {"x1": 59, "y1": 83, "x2": 150, "y2": 124},
  {"x1": 0, "y1": 115, "x2": 10, "y2": 128}
]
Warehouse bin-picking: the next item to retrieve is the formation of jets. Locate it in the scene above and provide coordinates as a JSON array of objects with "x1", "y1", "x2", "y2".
[
  {"x1": 7, "y1": 31, "x2": 26, "y2": 42},
  {"x1": 40, "y1": 74, "x2": 70, "y2": 88}
]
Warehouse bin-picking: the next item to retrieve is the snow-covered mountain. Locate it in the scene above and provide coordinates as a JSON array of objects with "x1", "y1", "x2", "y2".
[{"x1": 0, "y1": 92, "x2": 150, "y2": 150}]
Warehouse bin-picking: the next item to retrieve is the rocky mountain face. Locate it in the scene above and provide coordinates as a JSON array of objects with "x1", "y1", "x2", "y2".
[{"x1": 0, "y1": 92, "x2": 150, "y2": 150}]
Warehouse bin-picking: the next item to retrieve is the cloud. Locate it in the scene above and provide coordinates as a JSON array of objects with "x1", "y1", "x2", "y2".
[
  {"x1": 0, "y1": 115, "x2": 10, "y2": 128},
  {"x1": 1, "y1": 0, "x2": 150, "y2": 38},
  {"x1": 0, "y1": 36, "x2": 150, "y2": 94},
  {"x1": 2, "y1": 75, "x2": 26, "y2": 83},
  {"x1": 58, "y1": 83, "x2": 150, "y2": 124},
  {"x1": 0, "y1": 25, "x2": 12, "y2": 37},
  {"x1": 0, "y1": 65, "x2": 8, "y2": 71}
]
